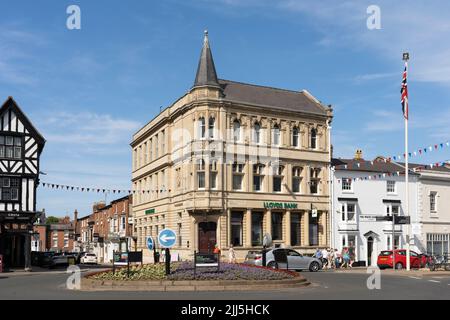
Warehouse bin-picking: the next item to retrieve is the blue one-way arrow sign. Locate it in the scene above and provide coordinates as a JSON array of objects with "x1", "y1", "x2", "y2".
[
  {"x1": 158, "y1": 228, "x2": 177, "y2": 248},
  {"x1": 146, "y1": 236, "x2": 154, "y2": 250}
]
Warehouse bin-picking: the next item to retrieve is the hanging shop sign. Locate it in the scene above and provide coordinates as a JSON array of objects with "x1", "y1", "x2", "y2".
[{"x1": 263, "y1": 202, "x2": 298, "y2": 210}]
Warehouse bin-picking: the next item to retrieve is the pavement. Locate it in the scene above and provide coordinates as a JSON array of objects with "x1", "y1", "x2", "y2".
[{"x1": 0, "y1": 266, "x2": 449, "y2": 299}]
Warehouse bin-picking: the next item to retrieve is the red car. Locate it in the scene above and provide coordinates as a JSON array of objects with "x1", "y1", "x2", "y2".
[{"x1": 377, "y1": 249, "x2": 421, "y2": 269}]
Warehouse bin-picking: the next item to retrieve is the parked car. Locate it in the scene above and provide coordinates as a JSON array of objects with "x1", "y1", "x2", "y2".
[
  {"x1": 377, "y1": 249, "x2": 421, "y2": 269},
  {"x1": 80, "y1": 253, "x2": 98, "y2": 264},
  {"x1": 49, "y1": 253, "x2": 76, "y2": 269},
  {"x1": 244, "y1": 248, "x2": 322, "y2": 272},
  {"x1": 31, "y1": 251, "x2": 55, "y2": 267}
]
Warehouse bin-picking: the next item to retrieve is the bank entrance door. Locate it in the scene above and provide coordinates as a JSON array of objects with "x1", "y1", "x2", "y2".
[{"x1": 198, "y1": 222, "x2": 217, "y2": 253}]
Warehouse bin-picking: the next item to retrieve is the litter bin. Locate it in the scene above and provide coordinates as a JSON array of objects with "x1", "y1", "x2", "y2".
[{"x1": 0, "y1": 254, "x2": 3, "y2": 273}]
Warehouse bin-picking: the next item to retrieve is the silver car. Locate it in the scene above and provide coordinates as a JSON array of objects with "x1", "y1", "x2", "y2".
[{"x1": 244, "y1": 248, "x2": 322, "y2": 272}]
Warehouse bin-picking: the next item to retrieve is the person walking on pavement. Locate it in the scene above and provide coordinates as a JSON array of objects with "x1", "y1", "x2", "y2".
[
  {"x1": 329, "y1": 248, "x2": 335, "y2": 269},
  {"x1": 321, "y1": 247, "x2": 329, "y2": 269},
  {"x1": 334, "y1": 249, "x2": 341, "y2": 268},
  {"x1": 342, "y1": 247, "x2": 350, "y2": 268}
]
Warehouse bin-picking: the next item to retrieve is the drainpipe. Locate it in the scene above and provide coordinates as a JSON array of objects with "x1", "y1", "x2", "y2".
[{"x1": 326, "y1": 119, "x2": 334, "y2": 249}]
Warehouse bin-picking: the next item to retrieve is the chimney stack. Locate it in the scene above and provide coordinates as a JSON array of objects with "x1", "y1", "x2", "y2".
[{"x1": 354, "y1": 149, "x2": 363, "y2": 160}]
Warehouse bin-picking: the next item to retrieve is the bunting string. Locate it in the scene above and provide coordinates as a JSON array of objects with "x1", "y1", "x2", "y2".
[{"x1": 388, "y1": 140, "x2": 449, "y2": 161}]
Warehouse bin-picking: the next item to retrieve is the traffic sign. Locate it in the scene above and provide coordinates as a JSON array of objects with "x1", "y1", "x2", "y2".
[
  {"x1": 394, "y1": 216, "x2": 411, "y2": 225},
  {"x1": 146, "y1": 236, "x2": 154, "y2": 250},
  {"x1": 158, "y1": 228, "x2": 177, "y2": 248}
]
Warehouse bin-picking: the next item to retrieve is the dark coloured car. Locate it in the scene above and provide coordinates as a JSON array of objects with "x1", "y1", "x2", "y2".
[{"x1": 31, "y1": 251, "x2": 55, "y2": 267}]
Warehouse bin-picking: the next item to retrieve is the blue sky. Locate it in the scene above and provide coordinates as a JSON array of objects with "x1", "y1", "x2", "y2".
[{"x1": 1, "y1": 0, "x2": 450, "y2": 217}]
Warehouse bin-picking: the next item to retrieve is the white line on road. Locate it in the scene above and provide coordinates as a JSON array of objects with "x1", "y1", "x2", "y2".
[
  {"x1": 408, "y1": 276, "x2": 422, "y2": 279},
  {"x1": 428, "y1": 280, "x2": 441, "y2": 283}
]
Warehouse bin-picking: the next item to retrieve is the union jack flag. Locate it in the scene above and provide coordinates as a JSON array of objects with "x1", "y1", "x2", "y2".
[{"x1": 401, "y1": 63, "x2": 408, "y2": 119}]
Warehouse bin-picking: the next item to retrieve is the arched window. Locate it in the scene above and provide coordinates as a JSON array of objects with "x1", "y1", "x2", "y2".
[
  {"x1": 198, "y1": 117, "x2": 206, "y2": 139},
  {"x1": 292, "y1": 127, "x2": 299, "y2": 147},
  {"x1": 197, "y1": 159, "x2": 206, "y2": 189},
  {"x1": 208, "y1": 117, "x2": 215, "y2": 139},
  {"x1": 273, "y1": 124, "x2": 280, "y2": 146},
  {"x1": 254, "y1": 122, "x2": 261, "y2": 143},
  {"x1": 233, "y1": 119, "x2": 241, "y2": 142},
  {"x1": 310, "y1": 128, "x2": 317, "y2": 149}
]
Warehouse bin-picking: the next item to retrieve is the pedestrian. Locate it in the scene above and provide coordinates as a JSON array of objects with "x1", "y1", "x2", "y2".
[
  {"x1": 228, "y1": 244, "x2": 236, "y2": 263},
  {"x1": 329, "y1": 248, "x2": 335, "y2": 269},
  {"x1": 342, "y1": 247, "x2": 350, "y2": 268},
  {"x1": 315, "y1": 248, "x2": 323, "y2": 260},
  {"x1": 334, "y1": 249, "x2": 341, "y2": 268},
  {"x1": 213, "y1": 244, "x2": 221, "y2": 255},
  {"x1": 321, "y1": 247, "x2": 329, "y2": 269}
]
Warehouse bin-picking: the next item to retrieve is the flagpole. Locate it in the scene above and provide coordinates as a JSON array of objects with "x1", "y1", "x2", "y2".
[{"x1": 403, "y1": 52, "x2": 410, "y2": 271}]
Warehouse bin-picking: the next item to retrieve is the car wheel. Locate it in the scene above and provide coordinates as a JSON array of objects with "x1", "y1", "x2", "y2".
[
  {"x1": 309, "y1": 261, "x2": 320, "y2": 272},
  {"x1": 395, "y1": 262, "x2": 403, "y2": 270},
  {"x1": 267, "y1": 261, "x2": 278, "y2": 269}
]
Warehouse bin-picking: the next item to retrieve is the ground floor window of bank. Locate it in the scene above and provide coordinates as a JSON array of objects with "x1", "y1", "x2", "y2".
[
  {"x1": 291, "y1": 213, "x2": 301, "y2": 246},
  {"x1": 309, "y1": 212, "x2": 319, "y2": 246},
  {"x1": 251, "y1": 212, "x2": 264, "y2": 246},
  {"x1": 271, "y1": 212, "x2": 283, "y2": 240},
  {"x1": 427, "y1": 233, "x2": 449, "y2": 255},
  {"x1": 231, "y1": 212, "x2": 243, "y2": 246}
]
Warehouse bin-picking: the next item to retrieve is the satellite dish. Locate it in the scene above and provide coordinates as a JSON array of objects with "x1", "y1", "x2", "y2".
[{"x1": 263, "y1": 233, "x2": 272, "y2": 247}]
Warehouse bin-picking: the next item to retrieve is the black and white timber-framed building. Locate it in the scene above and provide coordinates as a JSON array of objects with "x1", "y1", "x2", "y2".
[{"x1": 0, "y1": 97, "x2": 45, "y2": 270}]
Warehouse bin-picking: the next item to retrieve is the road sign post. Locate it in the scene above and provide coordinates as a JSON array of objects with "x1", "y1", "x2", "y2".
[{"x1": 158, "y1": 229, "x2": 177, "y2": 275}]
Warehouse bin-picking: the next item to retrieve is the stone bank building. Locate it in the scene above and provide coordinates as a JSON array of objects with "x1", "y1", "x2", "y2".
[{"x1": 131, "y1": 32, "x2": 333, "y2": 260}]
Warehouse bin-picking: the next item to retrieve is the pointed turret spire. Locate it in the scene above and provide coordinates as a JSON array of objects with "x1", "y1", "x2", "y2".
[{"x1": 193, "y1": 30, "x2": 220, "y2": 88}]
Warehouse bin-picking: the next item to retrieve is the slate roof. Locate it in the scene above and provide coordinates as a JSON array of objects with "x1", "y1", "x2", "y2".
[
  {"x1": 333, "y1": 158, "x2": 450, "y2": 174},
  {"x1": 219, "y1": 79, "x2": 328, "y2": 115}
]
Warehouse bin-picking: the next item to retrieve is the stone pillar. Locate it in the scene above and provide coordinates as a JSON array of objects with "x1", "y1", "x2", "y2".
[
  {"x1": 303, "y1": 211, "x2": 310, "y2": 247},
  {"x1": 227, "y1": 209, "x2": 231, "y2": 247},
  {"x1": 285, "y1": 210, "x2": 291, "y2": 246},
  {"x1": 245, "y1": 209, "x2": 252, "y2": 247},
  {"x1": 24, "y1": 233, "x2": 31, "y2": 271},
  {"x1": 265, "y1": 210, "x2": 272, "y2": 236},
  {"x1": 322, "y1": 211, "x2": 328, "y2": 247}
]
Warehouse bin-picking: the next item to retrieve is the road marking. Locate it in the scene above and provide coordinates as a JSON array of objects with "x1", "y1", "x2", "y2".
[
  {"x1": 428, "y1": 280, "x2": 441, "y2": 283},
  {"x1": 408, "y1": 276, "x2": 422, "y2": 279}
]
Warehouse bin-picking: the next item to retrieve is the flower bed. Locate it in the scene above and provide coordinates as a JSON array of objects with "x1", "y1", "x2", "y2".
[{"x1": 88, "y1": 262, "x2": 296, "y2": 281}]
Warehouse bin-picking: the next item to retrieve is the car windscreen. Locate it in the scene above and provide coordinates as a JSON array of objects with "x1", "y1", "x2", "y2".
[{"x1": 379, "y1": 251, "x2": 392, "y2": 256}]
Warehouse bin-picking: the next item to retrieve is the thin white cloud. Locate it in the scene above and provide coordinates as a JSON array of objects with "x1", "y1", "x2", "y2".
[
  {"x1": 39, "y1": 111, "x2": 141, "y2": 146},
  {"x1": 0, "y1": 25, "x2": 45, "y2": 85}
]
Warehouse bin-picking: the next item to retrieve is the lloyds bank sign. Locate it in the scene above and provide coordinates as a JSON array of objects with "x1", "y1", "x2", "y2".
[{"x1": 263, "y1": 202, "x2": 298, "y2": 210}]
